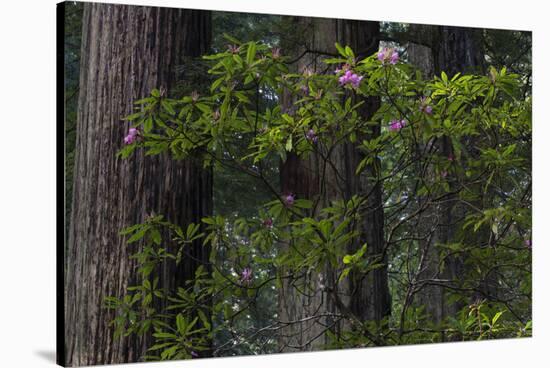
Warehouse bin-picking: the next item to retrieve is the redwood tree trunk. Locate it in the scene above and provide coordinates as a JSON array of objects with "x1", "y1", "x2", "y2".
[
  {"x1": 434, "y1": 26, "x2": 485, "y2": 323},
  {"x1": 408, "y1": 25, "x2": 485, "y2": 331},
  {"x1": 64, "y1": 4, "x2": 212, "y2": 366},
  {"x1": 278, "y1": 17, "x2": 389, "y2": 351}
]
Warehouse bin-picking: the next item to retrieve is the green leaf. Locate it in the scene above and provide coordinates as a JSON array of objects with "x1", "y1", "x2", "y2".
[
  {"x1": 161, "y1": 100, "x2": 175, "y2": 115},
  {"x1": 147, "y1": 342, "x2": 174, "y2": 351},
  {"x1": 144, "y1": 116, "x2": 153, "y2": 133},
  {"x1": 293, "y1": 199, "x2": 312, "y2": 209},
  {"x1": 176, "y1": 314, "x2": 186, "y2": 334},
  {"x1": 285, "y1": 136, "x2": 293, "y2": 152},
  {"x1": 153, "y1": 331, "x2": 177, "y2": 339},
  {"x1": 198, "y1": 309, "x2": 211, "y2": 330},
  {"x1": 124, "y1": 112, "x2": 143, "y2": 121},
  {"x1": 160, "y1": 345, "x2": 178, "y2": 360},
  {"x1": 127, "y1": 227, "x2": 147, "y2": 244},
  {"x1": 223, "y1": 33, "x2": 241, "y2": 45},
  {"x1": 211, "y1": 77, "x2": 225, "y2": 92},
  {"x1": 492, "y1": 311, "x2": 504, "y2": 325},
  {"x1": 335, "y1": 43, "x2": 346, "y2": 58},
  {"x1": 246, "y1": 42, "x2": 257, "y2": 65},
  {"x1": 339, "y1": 267, "x2": 351, "y2": 282},
  {"x1": 151, "y1": 229, "x2": 161, "y2": 245},
  {"x1": 344, "y1": 45, "x2": 355, "y2": 59},
  {"x1": 196, "y1": 103, "x2": 210, "y2": 114},
  {"x1": 120, "y1": 224, "x2": 142, "y2": 235},
  {"x1": 140, "y1": 263, "x2": 155, "y2": 277}
]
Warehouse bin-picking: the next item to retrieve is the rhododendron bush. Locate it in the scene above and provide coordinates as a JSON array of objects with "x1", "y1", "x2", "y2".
[{"x1": 106, "y1": 38, "x2": 531, "y2": 360}]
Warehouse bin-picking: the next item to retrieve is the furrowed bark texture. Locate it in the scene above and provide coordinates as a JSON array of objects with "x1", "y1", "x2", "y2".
[
  {"x1": 408, "y1": 25, "x2": 484, "y2": 331},
  {"x1": 64, "y1": 4, "x2": 211, "y2": 366},
  {"x1": 434, "y1": 26, "x2": 486, "y2": 322},
  {"x1": 278, "y1": 17, "x2": 390, "y2": 351}
]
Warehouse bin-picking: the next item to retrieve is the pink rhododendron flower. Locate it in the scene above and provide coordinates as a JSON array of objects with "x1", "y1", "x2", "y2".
[
  {"x1": 334, "y1": 63, "x2": 351, "y2": 74},
  {"x1": 378, "y1": 47, "x2": 399, "y2": 65},
  {"x1": 227, "y1": 44, "x2": 240, "y2": 54},
  {"x1": 240, "y1": 267, "x2": 253, "y2": 284},
  {"x1": 338, "y1": 70, "x2": 363, "y2": 88},
  {"x1": 124, "y1": 127, "x2": 139, "y2": 145},
  {"x1": 305, "y1": 128, "x2": 318, "y2": 143},
  {"x1": 283, "y1": 193, "x2": 295, "y2": 207},
  {"x1": 389, "y1": 119, "x2": 407, "y2": 131},
  {"x1": 419, "y1": 97, "x2": 433, "y2": 115},
  {"x1": 262, "y1": 218, "x2": 273, "y2": 228},
  {"x1": 391, "y1": 53, "x2": 399, "y2": 64}
]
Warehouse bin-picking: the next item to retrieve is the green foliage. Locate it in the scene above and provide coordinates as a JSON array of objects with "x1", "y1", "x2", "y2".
[{"x1": 107, "y1": 38, "x2": 531, "y2": 359}]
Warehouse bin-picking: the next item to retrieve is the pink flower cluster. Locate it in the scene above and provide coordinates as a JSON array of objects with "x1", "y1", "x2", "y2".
[
  {"x1": 262, "y1": 218, "x2": 273, "y2": 228},
  {"x1": 305, "y1": 128, "x2": 318, "y2": 143},
  {"x1": 338, "y1": 70, "x2": 363, "y2": 88},
  {"x1": 240, "y1": 267, "x2": 253, "y2": 284},
  {"x1": 377, "y1": 47, "x2": 399, "y2": 65},
  {"x1": 389, "y1": 119, "x2": 407, "y2": 132},
  {"x1": 124, "y1": 127, "x2": 139, "y2": 145},
  {"x1": 419, "y1": 97, "x2": 433, "y2": 115},
  {"x1": 227, "y1": 44, "x2": 241, "y2": 54},
  {"x1": 283, "y1": 193, "x2": 295, "y2": 207},
  {"x1": 334, "y1": 63, "x2": 351, "y2": 74}
]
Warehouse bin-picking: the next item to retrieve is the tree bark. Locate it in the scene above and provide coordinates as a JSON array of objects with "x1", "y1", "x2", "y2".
[
  {"x1": 64, "y1": 3, "x2": 211, "y2": 366},
  {"x1": 434, "y1": 26, "x2": 486, "y2": 323},
  {"x1": 278, "y1": 17, "x2": 389, "y2": 351},
  {"x1": 408, "y1": 25, "x2": 485, "y2": 331}
]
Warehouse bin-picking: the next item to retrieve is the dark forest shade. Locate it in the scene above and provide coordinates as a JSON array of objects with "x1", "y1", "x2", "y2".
[{"x1": 64, "y1": 3, "x2": 212, "y2": 365}]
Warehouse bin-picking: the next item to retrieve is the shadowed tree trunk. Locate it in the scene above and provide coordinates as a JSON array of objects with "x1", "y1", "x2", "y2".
[
  {"x1": 278, "y1": 17, "x2": 390, "y2": 351},
  {"x1": 434, "y1": 26, "x2": 485, "y2": 323},
  {"x1": 408, "y1": 25, "x2": 485, "y2": 333},
  {"x1": 64, "y1": 3, "x2": 212, "y2": 366}
]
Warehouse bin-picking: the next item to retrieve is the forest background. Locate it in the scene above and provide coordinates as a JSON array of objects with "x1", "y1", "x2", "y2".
[
  {"x1": 3, "y1": 0, "x2": 544, "y2": 366},
  {"x1": 61, "y1": 1, "x2": 533, "y2": 366}
]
